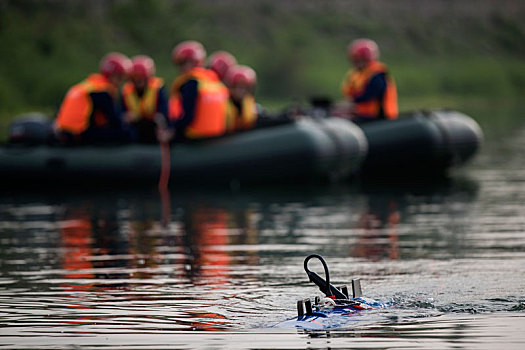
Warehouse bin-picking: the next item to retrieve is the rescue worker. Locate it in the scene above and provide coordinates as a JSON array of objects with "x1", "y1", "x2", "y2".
[
  {"x1": 121, "y1": 55, "x2": 169, "y2": 143},
  {"x1": 208, "y1": 51, "x2": 237, "y2": 83},
  {"x1": 164, "y1": 40, "x2": 229, "y2": 142},
  {"x1": 225, "y1": 65, "x2": 258, "y2": 133},
  {"x1": 341, "y1": 38, "x2": 398, "y2": 124},
  {"x1": 54, "y1": 52, "x2": 134, "y2": 144}
]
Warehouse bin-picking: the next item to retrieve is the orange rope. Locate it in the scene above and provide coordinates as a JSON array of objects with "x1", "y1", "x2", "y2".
[
  {"x1": 158, "y1": 140, "x2": 171, "y2": 228},
  {"x1": 158, "y1": 140, "x2": 171, "y2": 191}
]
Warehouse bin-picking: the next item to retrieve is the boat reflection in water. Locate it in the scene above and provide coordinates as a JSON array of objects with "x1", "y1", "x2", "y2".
[
  {"x1": 53, "y1": 190, "x2": 261, "y2": 330},
  {"x1": 179, "y1": 204, "x2": 230, "y2": 285},
  {"x1": 0, "y1": 174, "x2": 481, "y2": 333},
  {"x1": 352, "y1": 196, "x2": 401, "y2": 261},
  {"x1": 59, "y1": 199, "x2": 129, "y2": 292}
]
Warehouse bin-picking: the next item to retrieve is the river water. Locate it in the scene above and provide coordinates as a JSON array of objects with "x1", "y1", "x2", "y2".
[{"x1": 1, "y1": 103, "x2": 524, "y2": 349}]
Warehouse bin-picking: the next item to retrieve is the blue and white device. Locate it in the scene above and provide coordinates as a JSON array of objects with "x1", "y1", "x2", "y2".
[{"x1": 274, "y1": 254, "x2": 389, "y2": 329}]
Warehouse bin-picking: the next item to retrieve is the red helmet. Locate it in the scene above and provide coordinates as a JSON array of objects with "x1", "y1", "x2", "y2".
[
  {"x1": 226, "y1": 65, "x2": 257, "y2": 89},
  {"x1": 348, "y1": 38, "x2": 379, "y2": 63},
  {"x1": 171, "y1": 40, "x2": 206, "y2": 66},
  {"x1": 99, "y1": 52, "x2": 132, "y2": 78},
  {"x1": 130, "y1": 55, "x2": 155, "y2": 79},
  {"x1": 208, "y1": 51, "x2": 237, "y2": 81}
]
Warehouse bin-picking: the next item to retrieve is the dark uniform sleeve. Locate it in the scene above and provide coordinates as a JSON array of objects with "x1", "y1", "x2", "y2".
[
  {"x1": 353, "y1": 73, "x2": 387, "y2": 103},
  {"x1": 120, "y1": 92, "x2": 128, "y2": 114},
  {"x1": 90, "y1": 91, "x2": 124, "y2": 129},
  {"x1": 156, "y1": 85, "x2": 169, "y2": 123},
  {"x1": 174, "y1": 79, "x2": 198, "y2": 130},
  {"x1": 82, "y1": 91, "x2": 134, "y2": 143}
]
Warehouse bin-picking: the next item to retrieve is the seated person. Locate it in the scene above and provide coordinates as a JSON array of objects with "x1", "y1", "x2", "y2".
[
  {"x1": 341, "y1": 38, "x2": 398, "y2": 124},
  {"x1": 225, "y1": 65, "x2": 258, "y2": 133},
  {"x1": 121, "y1": 55, "x2": 169, "y2": 143},
  {"x1": 165, "y1": 40, "x2": 229, "y2": 142},
  {"x1": 54, "y1": 52, "x2": 134, "y2": 144}
]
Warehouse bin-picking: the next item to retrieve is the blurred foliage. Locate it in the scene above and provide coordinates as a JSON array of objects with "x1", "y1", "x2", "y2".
[{"x1": 1, "y1": 0, "x2": 525, "y2": 123}]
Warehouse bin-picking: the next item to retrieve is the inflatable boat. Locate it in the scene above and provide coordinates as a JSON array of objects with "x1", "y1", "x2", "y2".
[
  {"x1": 359, "y1": 109, "x2": 483, "y2": 179},
  {"x1": 272, "y1": 254, "x2": 390, "y2": 330},
  {"x1": 0, "y1": 116, "x2": 367, "y2": 186},
  {"x1": 0, "y1": 109, "x2": 482, "y2": 187}
]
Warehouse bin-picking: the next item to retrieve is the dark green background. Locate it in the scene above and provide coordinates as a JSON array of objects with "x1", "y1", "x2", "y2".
[{"x1": 1, "y1": 0, "x2": 524, "y2": 129}]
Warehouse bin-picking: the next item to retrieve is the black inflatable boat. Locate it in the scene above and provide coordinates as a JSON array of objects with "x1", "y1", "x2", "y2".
[
  {"x1": 0, "y1": 109, "x2": 482, "y2": 186},
  {"x1": 0, "y1": 116, "x2": 367, "y2": 186},
  {"x1": 359, "y1": 109, "x2": 483, "y2": 179}
]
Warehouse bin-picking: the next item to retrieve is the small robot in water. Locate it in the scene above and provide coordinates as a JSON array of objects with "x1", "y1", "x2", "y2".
[{"x1": 274, "y1": 254, "x2": 389, "y2": 329}]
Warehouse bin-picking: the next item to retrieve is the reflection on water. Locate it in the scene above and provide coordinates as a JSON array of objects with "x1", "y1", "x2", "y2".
[
  {"x1": 1, "y1": 119, "x2": 525, "y2": 348},
  {"x1": 352, "y1": 195, "x2": 401, "y2": 260}
]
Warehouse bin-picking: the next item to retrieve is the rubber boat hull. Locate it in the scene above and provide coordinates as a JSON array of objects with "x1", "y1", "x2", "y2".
[
  {"x1": 0, "y1": 117, "x2": 367, "y2": 186},
  {"x1": 0, "y1": 109, "x2": 482, "y2": 186},
  {"x1": 359, "y1": 110, "x2": 483, "y2": 179}
]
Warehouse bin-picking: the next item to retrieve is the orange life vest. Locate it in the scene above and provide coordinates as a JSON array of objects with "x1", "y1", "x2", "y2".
[
  {"x1": 55, "y1": 73, "x2": 117, "y2": 134},
  {"x1": 168, "y1": 95, "x2": 182, "y2": 121},
  {"x1": 341, "y1": 61, "x2": 398, "y2": 120},
  {"x1": 121, "y1": 77, "x2": 164, "y2": 121},
  {"x1": 170, "y1": 67, "x2": 229, "y2": 138},
  {"x1": 226, "y1": 95, "x2": 257, "y2": 133}
]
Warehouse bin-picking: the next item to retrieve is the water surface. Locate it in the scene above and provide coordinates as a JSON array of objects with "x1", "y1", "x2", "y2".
[{"x1": 1, "y1": 103, "x2": 524, "y2": 349}]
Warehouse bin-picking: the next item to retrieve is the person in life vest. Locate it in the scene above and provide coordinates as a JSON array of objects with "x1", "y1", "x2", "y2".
[
  {"x1": 207, "y1": 51, "x2": 237, "y2": 83},
  {"x1": 225, "y1": 65, "x2": 258, "y2": 133},
  {"x1": 163, "y1": 40, "x2": 229, "y2": 142},
  {"x1": 341, "y1": 38, "x2": 398, "y2": 124},
  {"x1": 54, "y1": 52, "x2": 135, "y2": 144},
  {"x1": 121, "y1": 55, "x2": 169, "y2": 143}
]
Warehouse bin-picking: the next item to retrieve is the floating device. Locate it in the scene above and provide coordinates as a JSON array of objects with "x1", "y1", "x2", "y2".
[{"x1": 274, "y1": 254, "x2": 389, "y2": 329}]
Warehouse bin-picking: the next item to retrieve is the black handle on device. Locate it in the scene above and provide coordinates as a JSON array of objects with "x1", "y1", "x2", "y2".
[{"x1": 304, "y1": 254, "x2": 347, "y2": 300}]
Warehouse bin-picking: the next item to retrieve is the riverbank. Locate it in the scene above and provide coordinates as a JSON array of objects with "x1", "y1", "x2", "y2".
[{"x1": 1, "y1": 0, "x2": 525, "y2": 132}]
